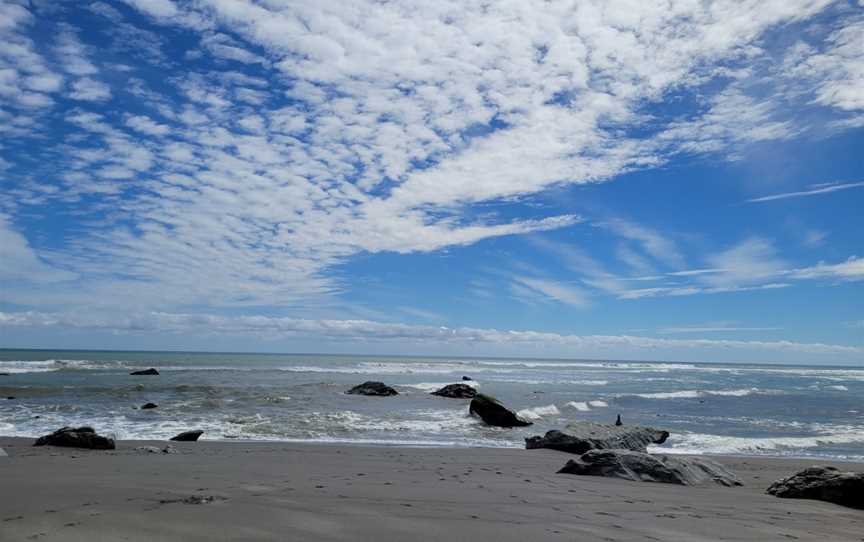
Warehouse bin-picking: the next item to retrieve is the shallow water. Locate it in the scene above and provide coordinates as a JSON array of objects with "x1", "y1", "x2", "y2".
[{"x1": 1, "y1": 349, "x2": 863, "y2": 459}]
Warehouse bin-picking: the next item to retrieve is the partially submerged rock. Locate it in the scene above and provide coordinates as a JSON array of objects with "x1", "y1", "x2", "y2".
[
  {"x1": 462, "y1": 376, "x2": 473, "y2": 381},
  {"x1": 469, "y1": 394, "x2": 532, "y2": 427},
  {"x1": 34, "y1": 427, "x2": 116, "y2": 450},
  {"x1": 170, "y1": 430, "x2": 204, "y2": 442},
  {"x1": 766, "y1": 466, "x2": 864, "y2": 509},
  {"x1": 431, "y1": 383, "x2": 477, "y2": 399},
  {"x1": 526, "y1": 422, "x2": 669, "y2": 454},
  {"x1": 141, "y1": 402, "x2": 158, "y2": 409},
  {"x1": 346, "y1": 381, "x2": 398, "y2": 396},
  {"x1": 559, "y1": 449, "x2": 741, "y2": 487},
  {"x1": 130, "y1": 368, "x2": 159, "y2": 376}
]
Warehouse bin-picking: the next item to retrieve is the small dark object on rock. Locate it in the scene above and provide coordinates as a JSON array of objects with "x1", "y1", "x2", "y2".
[
  {"x1": 130, "y1": 368, "x2": 159, "y2": 376},
  {"x1": 526, "y1": 422, "x2": 669, "y2": 454},
  {"x1": 558, "y1": 449, "x2": 741, "y2": 486},
  {"x1": 615, "y1": 414, "x2": 623, "y2": 426},
  {"x1": 170, "y1": 430, "x2": 204, "y2": 442},
  {"x1": 462, "y1": 376, "x2": 473, "y2": 381},
  {"x1": 346, "y1": 381, "x2": 398, "y2": 396},
  {"x1": 766, "y1": 466, "x2": 864, "y2": 509},
  {"x1": 469, "y1": 394, "x2": 532, "y2": 427},
  {"x1": 140, "y1": 402, "x2": 158, "y2": 409},
  {"x1": 431, "y1": 383, "x2": 477, "y2": 399},
  {"x1": 34, "y1": 427, "x2": 116, "y2": 450}
]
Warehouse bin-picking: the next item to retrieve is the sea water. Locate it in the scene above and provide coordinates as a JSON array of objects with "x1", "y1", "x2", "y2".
[{"x1": 1, "y1": 349, "x2": 862, "y2": 460}]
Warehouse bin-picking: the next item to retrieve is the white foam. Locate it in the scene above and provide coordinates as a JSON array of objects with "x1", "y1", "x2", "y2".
[
  {"x1": 630, "y1": 388, "x2": 773, "y2": 399},
  {"x1": 402, "y1": 381, "x2": 479, "y2": 392},
  {"x1": 654, "y1": 430, "x2": 864, "y2": 456},
  {"x1": 516, "y1": 404, "x2": 560, "y2": 420},
  {"x1": 588, "y1": 400, "x2": 608, "y2": 408},
  {"x1": 567, "y1": 401, "x2": 591, "y2": 412},
  {"x1": 827, "y1": 385, "x2": 849, "y2": 391}
]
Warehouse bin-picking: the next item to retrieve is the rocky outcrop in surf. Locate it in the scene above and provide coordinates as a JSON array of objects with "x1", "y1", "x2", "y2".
[
  {"x1": 130, "y1": 368, "x2": 159, "y2": 376},
  {"x1": 346, "y1": 381, "x2": 398, "y2": 396},
  {"x1": 34, "y1": 426, "x2": 116, "y2": 450},
  {"x1": 766, "y1": 466, "x2": 864, "y2": 509},
  {"x1": 469, "y1": 394, "x2": 532, "y2": 427},
  {"x1": 170, "y1": 430, "x2": 204, "y2": 442},
  {"x1": 525, "y1": 422, "x2": 669, "y2": 454},
  {"x1": 431, "y1": 383, "x2": 477, "y2": 398},
  {"x1": 141, "y1": 402, "x2": 158, "y2": 409},
  {"x1": 558, "y1": 449, "x2": 741, "y2": 486}
]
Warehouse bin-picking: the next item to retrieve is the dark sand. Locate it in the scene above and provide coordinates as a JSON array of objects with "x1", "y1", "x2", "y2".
[{"x1": 1, "y1": 437, "x2": 862, "y2": 541}]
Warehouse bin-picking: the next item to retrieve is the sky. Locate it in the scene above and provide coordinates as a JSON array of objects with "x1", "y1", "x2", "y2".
[{"x1": 0, "y1": 0, "x2": 862, "y2": 364}]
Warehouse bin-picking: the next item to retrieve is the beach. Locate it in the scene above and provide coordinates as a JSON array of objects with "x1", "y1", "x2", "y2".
[{"x1": 1, "y1": 437, "x2": 862, "y2": 541}]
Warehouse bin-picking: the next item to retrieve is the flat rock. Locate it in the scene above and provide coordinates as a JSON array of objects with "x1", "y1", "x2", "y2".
[
  {"x1": 766, "y1": 466, "x2": 864, "y2": 509},
  {"x1": 346, "y1": 381, "x2": 398, "y2": 396},
  {"x1": 141, "y1": 402, "x2": 158, "y2": 409},
  {"x1": 558, "y1": 449, "x2": 741, "y2": 486},
  {"x1": 431, "y1": 383, "x2": 477, "y2": 399},
  {"x1": 33, "y1": 426, "x2": 116, "y2": 450},
  {"x1": 469, "y1": 394, "x2": 532, "y2": 427},
  {"x1": 170, "y1": 430, "x2": 204, "y2": 442},
  {"x1": 130, "y1": 368, "x2": 159, "y2": 376},
  {"x1": 526, "y1": 422, "x2": 669, "y2": 454}
]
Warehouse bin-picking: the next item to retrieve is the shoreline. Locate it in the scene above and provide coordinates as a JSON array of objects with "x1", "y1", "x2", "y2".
[{"x1": 2, "y1": 437, "x2": 862, "y2": 541}]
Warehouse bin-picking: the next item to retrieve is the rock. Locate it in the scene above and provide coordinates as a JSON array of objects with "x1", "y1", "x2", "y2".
[
  {"x1": 130, "y1": 368, "x2": 159, "y2": 376},
  {"x1": 170, "y1": 430, "x2": 204, "y2": 442},
  {"x1": 345, "y1": 381, "x2": 398, "y2": 396},
  {"x1": 468, "y1": 394, "x2": 532, "y2": 427},
  {"x1": 462, "y1": 376, "x2": 473, "y2": 381},
  {"x1": 140, "y1": 402, "x2": 158, "y2": 409},
  {"x1": 559, "y1": 449, "x2": 741, "y2": 486},
  {"x1": 0, "y1": 447, "x2": 7, "y2": 457},
  {"x1": 525, "y1": 422, "x2": 669, "y2": 454},
  {"x1": 431, "y1": 383, "x2": 477, "y2": 399},
  {"x1": 615, "y1": 414, "x2": 622, "y2": 426},
  {"x1": 0, "y1": 372, "x2": 10, "y2": 376},
  {"x1": 137, "y1": 445, "x2": 176, "y2": 454},
  {"x1": 33, "y1": 427, "x2": 116, "y2": 450},
  {"x1": 6, "y1": 396, "x2": 15, "y2": 400},
  {"x1": 766, "y1": 466, "x2": 864, "y2": 509}
]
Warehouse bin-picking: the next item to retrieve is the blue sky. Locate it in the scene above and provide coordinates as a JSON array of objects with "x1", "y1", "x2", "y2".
[{"x1": 0, "y1": 0, "x2": 862, "y2": 364}]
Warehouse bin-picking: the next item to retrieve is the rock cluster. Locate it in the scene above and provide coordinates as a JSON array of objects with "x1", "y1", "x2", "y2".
[
  {"x1": 346, "y1": 381, "x2": 398, "y2": 396},
  {"x1": 469, "y1": 394, "x2": 532, "y2": 427},
  {"x1": 558, "y1": 449, "x2": 742, "y2": 486},
  {"x1": 431, "y1": 383, "x2": 477, "y2": 399},
  {"x1": 525, "y1": 422, "x2": 669, "y2": 454},
  {"x1": 34, "y1": 427, "x2": 116, "y2": 450},
  {"x1": 766, "y1": 466, "x2": 864, "y2": 509}
]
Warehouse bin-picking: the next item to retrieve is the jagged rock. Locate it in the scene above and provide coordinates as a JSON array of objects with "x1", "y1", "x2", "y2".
[
  {"x1": 130, "y1": 368, "x2": 159, "y2": 376},
  {"x1": 469, "y1": 394, "x2": 532, "y2": 427},
  {"x1": 766, "y1": 466, "x2": 864, "y2": 509},
  {"x1": 526, "y1": 422, "x2": 669, "y2": 454},
  {"x1": 170, "y1": 430, "x2": 203, "y2": 442},
  {"x1": 431, "y1": 383, "x2": 477, "y2": 399},
  {"x1": 34, "y1": 427, "x2": 116, "y2": 450},
  {"x1": 346, "y1": 381, "x2": 398, "y2": 396},
  {"x1": 558, "y1": 449, "x2": 741, "y2": 486},
  {"x1": 141, "y1": 402, "x2": 158, "y2": 409}
]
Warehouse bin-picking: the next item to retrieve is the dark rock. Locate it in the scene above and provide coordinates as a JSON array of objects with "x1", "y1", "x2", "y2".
[
  {"x1": 558, "y1": 449, "x2": 741, "y2": 486},
  {"x1": 0, "y1": 372, "x2": 10, "y2": 376},
  {"x1": 526, "y1": 422, "x2": 669, "y2": 454},
  {"x1": 6, "y1": 396, "x2": 14, "y2": 400},
  {"x1": 615, "y1": 414, "x2": 622, "y2": 426},
  {"x1": 170, "y1": 430, "x2": 204, "y2": 442},
  {"x1": 130, "y1": 368, "x2": 159, "y2": 376},
  {"x1": 766, "y1": 466, "x2": 864, "y2": 509},
  {"x1": 140, "y1": 402, "x2": 158, "y2": 409},
  {"x1": 345, "y1": 381, "x2": 398, "y2": 396},
  {"x1": 431, "y1": 383, "x2": 477, "y2": 399},
  {"x1": 469, "y1": 394, "x2": 532, "y2": 427},
  {"x1": 462, "y1": 376, "x2": 473, "y2": 381},
  {"x1": 33, "y1": 427, "x2": 116, "y2": 450}
]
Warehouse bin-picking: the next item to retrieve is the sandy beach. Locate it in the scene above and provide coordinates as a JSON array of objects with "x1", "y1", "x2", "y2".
[{"x1": 1, "y1": 437, "x2": 862, "y2": 541}]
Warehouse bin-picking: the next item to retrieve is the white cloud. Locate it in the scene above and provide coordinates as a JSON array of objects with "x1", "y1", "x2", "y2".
[
  {"x1": 747, "y1": 181, "x2": 864, "y2": 202},
  {"x1": 0, "y1": 215, "x2": 77, "y2": 283},
  {"x1": 125, "y1": 114, "x2": 171, "y2": 136},
  {"x1": 69, "y1": 78, "x2": 111, "y2": 101},
  {"x1": 511, "y1": 276, "x2": 590, "y2": 308},
  {"x1": 122, "y1": 0, "x2": 179, "y2": 19},
  {"x1": 702, "y1": 237, "x2": 787, "y2": 287},
  {"x1": 1, "y1": 310, "x2": 860, "y2": 357}
]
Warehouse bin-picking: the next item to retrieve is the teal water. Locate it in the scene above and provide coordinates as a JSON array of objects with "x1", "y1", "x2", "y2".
[{"x1": 1, "y1": 349, "x2": 863, "y2": 459}]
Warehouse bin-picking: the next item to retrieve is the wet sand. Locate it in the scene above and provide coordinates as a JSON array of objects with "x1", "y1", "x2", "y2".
[{"x1": 1, "y1": 437, "x2": 862, "y2": 541}]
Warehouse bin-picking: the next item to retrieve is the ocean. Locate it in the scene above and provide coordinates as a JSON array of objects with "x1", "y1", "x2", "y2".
[{"x1": 1, "y1": 349, "x2": 862, "y2": 460}]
